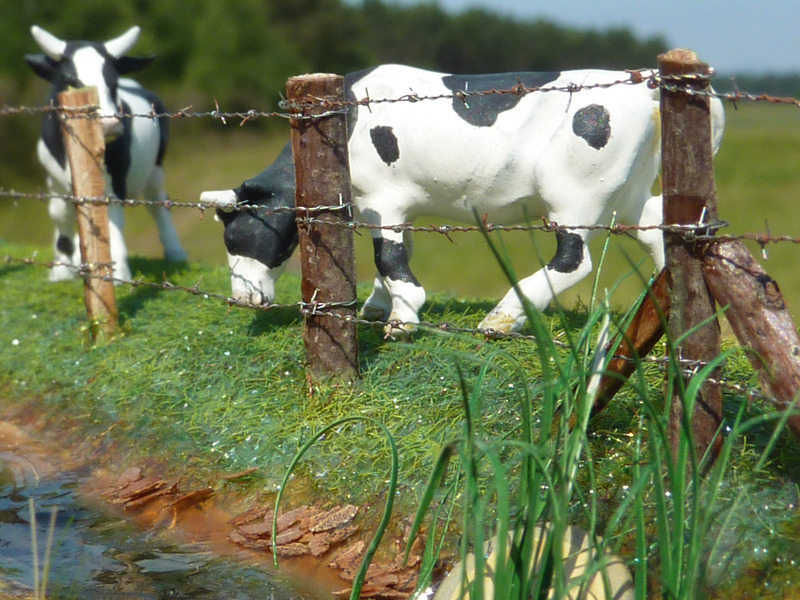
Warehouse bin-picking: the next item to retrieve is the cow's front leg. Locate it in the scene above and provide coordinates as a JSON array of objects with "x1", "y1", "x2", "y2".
[
  {"x1": 480, "y1": 230, "x2": 592, "y2": 334},
  {"x1": 47, "y1": 192, "x2": 80, "y2": 281},
  {"x1": 361, "y1": 232, "x2": 426, "y2": 338}
]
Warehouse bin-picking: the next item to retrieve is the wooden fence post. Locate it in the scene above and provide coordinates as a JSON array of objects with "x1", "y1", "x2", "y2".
[
  {"x1": 286, "y1": 73, "x2": 359, "y2": 383},
  {"x1": 592, "y1": 269, "x2": 671, "y2": 416},
  {"x1": 659, "y1": 50, "x2": 723, "y2": 461},
  {"x1": 59, "y1": 87, "x2": 118, "y2": 342},
  {"x1": 703, "y1": 247, "x2": 800, "y2": 446}
]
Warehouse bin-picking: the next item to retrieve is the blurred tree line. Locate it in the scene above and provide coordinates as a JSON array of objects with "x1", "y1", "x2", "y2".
[{"x1": 2, "y1": 0, "x2": 668, "y2": 111}]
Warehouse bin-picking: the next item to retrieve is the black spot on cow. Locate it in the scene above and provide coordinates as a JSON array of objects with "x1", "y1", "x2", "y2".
[
  {"x1": 546, "y1": 231, "x2": 584, "y2": 273},
  {"x1": 373, "y1": 238, "x2": 419, "y2": 285},
  {"x1": 442, "y1": 71, "x2": 560, "y2": 127},
  {"x1": 56, "y1": 234, "x2": 74, "y2": 257},
  {"x1": 370, "y1": 126, "x2": 400, "y2": 166},
  {"x1": 573, "y1": 104, "x2": 611, "y2": 149}
]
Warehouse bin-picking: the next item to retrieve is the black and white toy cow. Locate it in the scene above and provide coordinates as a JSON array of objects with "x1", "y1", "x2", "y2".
[
  {"x1": 26, "y1": 25, "x2": 187, "y2": 283},
  {"x1": 201, "y1": 65, "x2": 724, "y2": 335}
]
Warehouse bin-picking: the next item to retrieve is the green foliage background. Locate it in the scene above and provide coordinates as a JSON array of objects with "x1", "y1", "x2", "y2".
[{"x1": 1, "y1": 0, "x2": 668, "y2": 105}]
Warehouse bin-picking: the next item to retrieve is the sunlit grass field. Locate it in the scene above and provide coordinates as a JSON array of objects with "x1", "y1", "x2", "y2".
[{"x1": 2, "y1": 101, "x2": 799, "y2": 320}]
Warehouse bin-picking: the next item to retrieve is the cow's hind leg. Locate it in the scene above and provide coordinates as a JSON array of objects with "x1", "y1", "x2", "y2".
[
  {"x1": 47, "y1": 179, "x2": 132, "y2": 283},
  {"x1": 144, "y1": 166, "x2": 188, "y2": 263},
  {"x1": 361, "y1": 231, "x2": 425, "y2": 337},
  {"x1": 479, "y1": 230, "x2": 593, "y2": 334}
]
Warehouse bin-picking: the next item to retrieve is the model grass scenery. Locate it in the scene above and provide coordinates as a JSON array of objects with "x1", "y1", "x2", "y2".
[{"x1": 2, "y1": 2, "x2": 800, "y2": 599}]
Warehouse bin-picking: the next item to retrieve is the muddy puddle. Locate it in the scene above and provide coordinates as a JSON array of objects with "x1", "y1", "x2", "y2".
[{"x1": 0, "y1": 420, "x2": 336, "y2": 599}]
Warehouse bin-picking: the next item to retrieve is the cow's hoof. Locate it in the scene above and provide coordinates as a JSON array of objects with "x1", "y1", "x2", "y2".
[
  {"x1": 478, "y1": 310, "x2": 519, "y2": 336},
  {"x1": 232, "y1": 291, "x2": 268, "y2": 306},
  {"x1": 360, "y1": 304, "x2": 390, "y2": 322}
]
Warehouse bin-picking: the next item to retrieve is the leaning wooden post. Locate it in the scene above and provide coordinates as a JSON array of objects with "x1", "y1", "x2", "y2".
[
  {"x1": 703, "y1": 239, "x2": 800, "y2": 444},
  {"x1": 287, "y1": 74, "x2": 359, "y2": 383},
  {"x1": 59, "y1": 87, "x2": 118, "y2": 342},
  {"x1": 659, "y1": 50, "x2": 723, "y2": 461},
  {"x1": 592, "y1": 269, "x2": 671, "y2": 416}
]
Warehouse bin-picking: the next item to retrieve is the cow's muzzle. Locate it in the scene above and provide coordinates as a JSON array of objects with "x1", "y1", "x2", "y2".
[{"x1": 199, "y1": 189, "x2": 238, "y2": 212}]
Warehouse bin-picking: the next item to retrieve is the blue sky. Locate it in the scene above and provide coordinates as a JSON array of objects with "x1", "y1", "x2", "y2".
[{"x1": 354, "y1": 0, "x2": 800, "y2": 74}]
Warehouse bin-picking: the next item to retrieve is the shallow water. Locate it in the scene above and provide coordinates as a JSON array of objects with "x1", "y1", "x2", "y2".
[{"x1": 0, "y1": 449, "x2": 327, "y2": 599}]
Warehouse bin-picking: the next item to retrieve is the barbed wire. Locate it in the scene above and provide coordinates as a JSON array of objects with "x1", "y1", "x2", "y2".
[
  {"x1": 3, "y1": 71, "x2": 799, "y2": 127},
  {"x1": 4, "y1": 186, "x2": 800, "y2": 250},
  {"x1": 0, "y1": 254, "x2": 751, "y2": 362},
  {"x1": 0, "y1": 187, "x2": 351, "y2": 218},
  {"x1": 1, "y1": 253, "x2": 354, "y2": 313},
  {"x1": 0, "y1": 70, "x2": 654, "y2": 123},
  {"x1": 657, "y1": 75, "x2": 800, "y2": 108},
  {"x1": 0, "y1": 102, "x2": 296, "y2": 124},
  {"x1": 0, "y1": 251, "x2": 661, "y2": 351}
]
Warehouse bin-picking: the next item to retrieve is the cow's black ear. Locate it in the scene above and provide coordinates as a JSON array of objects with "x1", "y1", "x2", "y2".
[
  {"x1": 25, "y1": 53, "x2": 59, "y2": 82},
  {"x1": 116, "y1": 55, "x2": 155, "y2": 74}
]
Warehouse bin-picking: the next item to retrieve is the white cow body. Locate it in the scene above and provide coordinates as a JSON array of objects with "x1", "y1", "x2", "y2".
[
  {"x1": 350, "y1": 68, "x2": 655, "y2": 224},
  {"x1": 26, "y1": 26, "x2": 187, "y2": 283},
  {"x1": 347, "y1": 66, "x2": 679, "y2": 332},
  {"x1": 202, "y1": 65, "x2": 724, "y2": 335}
]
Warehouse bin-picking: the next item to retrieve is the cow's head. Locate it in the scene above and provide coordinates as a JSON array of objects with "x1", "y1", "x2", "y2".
[
  {"x1": 25, "y1": 25, "x2": 154, "y2": 139},
  {"x1": 200, "y1": 144, "x2": 299, "y2": 305}
]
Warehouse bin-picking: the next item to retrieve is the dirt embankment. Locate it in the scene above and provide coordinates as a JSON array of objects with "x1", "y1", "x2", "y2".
[{"x1": 0, "y1": 402, "x2": 434, "y2": 599}]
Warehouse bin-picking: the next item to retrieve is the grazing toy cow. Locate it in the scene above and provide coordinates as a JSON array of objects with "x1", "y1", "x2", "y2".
[
  {"x1": 201, "y1": 65, "x2": 725, "y2": 335},
  {"x1": 26, "y1": 25, "x2": 187, "y2": 283}
]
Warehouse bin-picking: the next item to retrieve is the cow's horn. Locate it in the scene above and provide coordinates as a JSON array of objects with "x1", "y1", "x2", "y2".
[
  {"x1": 199, "y1": 190, "x2": 238, "y2": 212},
  {"x1": 104, "y1": 26, "x2": 141, "y2": 59},
  {"x1": 31, "y1": 26, "x2": 67, "y2": 60}
]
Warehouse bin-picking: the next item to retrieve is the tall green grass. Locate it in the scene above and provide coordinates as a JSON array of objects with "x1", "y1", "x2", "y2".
[
  {"x1": 254, "y1": 221, "x2": 800, "y2": 599},
  {"x1": 298, "y1": 225, "x2": 799, "y2": 599},
  {"x1": 274, "y1": 416, "x2": 400, "y2": 600},
  {"x1": 27, "y1": 500, "x2": 58, "y2": 600},
  {"x1": 392, "y1": 302, "x2": 796, "y2": 599}
]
